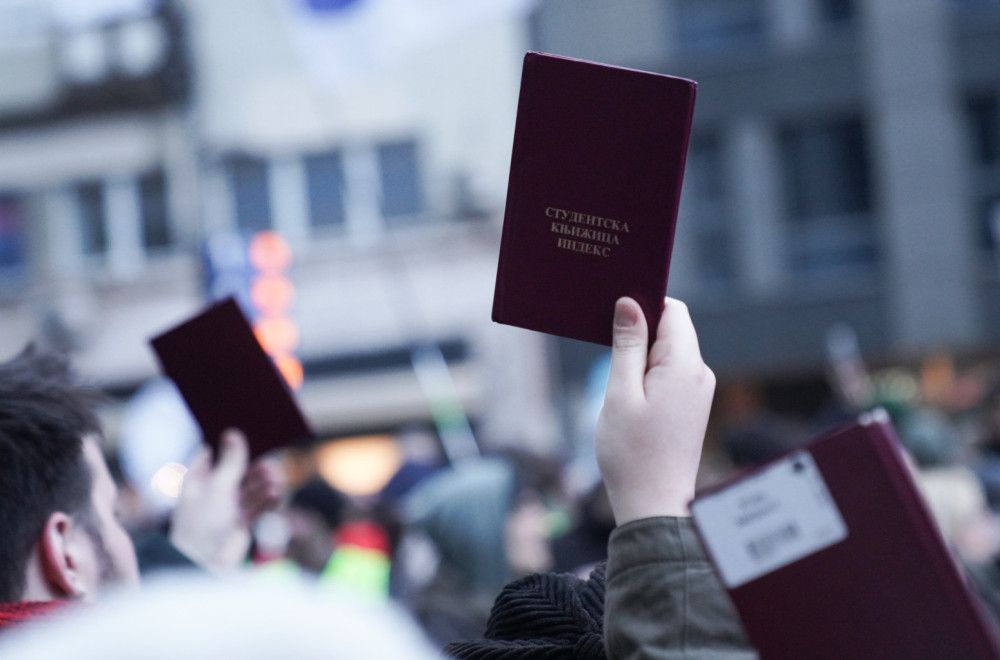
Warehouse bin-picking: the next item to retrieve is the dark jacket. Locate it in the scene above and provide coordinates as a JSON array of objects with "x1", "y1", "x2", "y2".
[{"x1": 604, "y1": 516, "x2": 758, "y2": 660}]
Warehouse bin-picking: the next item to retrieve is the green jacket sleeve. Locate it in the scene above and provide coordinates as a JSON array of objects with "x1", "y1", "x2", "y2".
[{"x1": 604, "y1": 516, "x2": 758, "y2": 660}]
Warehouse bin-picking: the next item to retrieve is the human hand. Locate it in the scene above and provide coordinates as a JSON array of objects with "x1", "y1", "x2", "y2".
[
  {"x1": 595, "y1": 297, "x2": 716, "y2": 524},
  {"x1": 169, "y1": 429, "x2": 284, "y2": 572}
]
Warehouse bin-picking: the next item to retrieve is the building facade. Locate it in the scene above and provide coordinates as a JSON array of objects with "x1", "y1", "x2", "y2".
[
  {"x1": 4, "y1": 0, "x2": 1000, "y2": 470},
  {"x1": 535, "y1": 0, "x2": 1000, "y2": 403},
  {"x1": 0, "y1": 0, "x2": 562, "y2": 467}
]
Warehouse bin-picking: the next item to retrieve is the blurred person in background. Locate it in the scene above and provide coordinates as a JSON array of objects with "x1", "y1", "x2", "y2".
[
  {"x1": 717, "y1": 382, "x2": 802, "y2": 469},
  {"x1": 275, "y1": 475, "x2": 395, "y2": 599},
  {"x1": 398, "y1": 451, "x2": 556, "y2": 649},
  {"x1": 278, "y1": 476, "x2": 351, "y2": 574},
  {"x1": 0, "y1": 345, "x2": 281, "y2": 632},
  {"x1": 548, "y1": 479, "x2": 615, "y2": 579},
  {"x1": 374, "y1": 454, "x2": 442, "y2": 601},
  {"x1": 894, "y1": 404, "x2": 1000, "y2": 565}
]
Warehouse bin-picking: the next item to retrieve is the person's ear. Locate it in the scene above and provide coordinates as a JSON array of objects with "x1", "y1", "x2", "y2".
[{"x1": 38, "y1": 512, "x2": 89, "y2": 599}]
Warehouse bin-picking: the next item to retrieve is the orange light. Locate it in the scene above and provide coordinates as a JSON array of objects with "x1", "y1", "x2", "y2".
[
  {"x1": 250, "y1": 275, "x2": 296, "y2": 314},
  {"x1": 314, "y1": 435, "x2": 403, "y2": 497},
  {"x1": 248, "y1": 230, "x2": 293, "y2": 274},
  {"x1": 253, "y1": 316, "x2": 300, "y2": 354},
  {"x1": 273, "y1": 353, "x2": 304, "y2": 390}
]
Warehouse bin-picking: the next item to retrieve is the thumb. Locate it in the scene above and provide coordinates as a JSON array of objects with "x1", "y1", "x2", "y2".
[
  {"x1": 214, "y1": 428, "x2": 250, "y2": 487},
  {"x1": 181, "y1": 445, "x2": 213, "y2": 493},
  {"x1": 606, "y1": 297, "x2": 649, "y2": 401}
]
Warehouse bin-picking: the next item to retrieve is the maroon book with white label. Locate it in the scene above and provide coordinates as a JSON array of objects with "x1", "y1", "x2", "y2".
[
  {"x1": 492, "y1": 51, "x2": 697, "y2": 346},
  {"x1": 691, "y1": 411, "x2": 1000, "y2": 659}
]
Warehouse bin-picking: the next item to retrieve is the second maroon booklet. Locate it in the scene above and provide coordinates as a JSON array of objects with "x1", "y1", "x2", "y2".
[
  {"x1": 149, "y1": 297, "x2": 313, "y2": 460},
  {"x1": 690, "y1": 412, "x2": 1000, "y2": 659},
  {"x1": 492, "y1": 52, "x2": 697, "y2": 346}
]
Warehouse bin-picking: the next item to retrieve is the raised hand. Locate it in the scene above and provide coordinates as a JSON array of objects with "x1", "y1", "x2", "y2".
[{"x1": 595, "y1": 297, "x2": 716, "y2": 524}]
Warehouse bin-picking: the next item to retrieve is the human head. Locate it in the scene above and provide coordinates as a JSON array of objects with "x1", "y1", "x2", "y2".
[
  {"x1": 0, "y1": 346, "x2": 139, "y2": 603},
  {"x1": 403, "y1": 455, "x2": 555, "y2": 597},
  {"x1": 283, "y1": 476, "x2": 350, "y2": 573}
]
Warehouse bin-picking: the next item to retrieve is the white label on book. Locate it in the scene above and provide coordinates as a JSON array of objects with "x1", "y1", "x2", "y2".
[{"x1": 691, "y1": 451, "x2": 848, "y2": 588}]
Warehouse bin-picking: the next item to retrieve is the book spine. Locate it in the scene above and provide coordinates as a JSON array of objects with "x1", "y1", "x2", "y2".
[{"x1": 492, "y1": 53, "x2": 537, "y2": 323}]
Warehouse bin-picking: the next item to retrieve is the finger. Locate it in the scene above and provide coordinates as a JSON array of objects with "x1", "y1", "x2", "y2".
[
  {"x1": 648, "y1": 297, "x2": 704, "y2": 368},
  {"x1": 241, "y1": 485, "x2": 281, "y2": 521},
  {"x1": 241, "y1": 463, "x2": 284, "y2": 515},
  {"x1": 184, "y1": 445, "x2": 213, "y2": 483},
  {"x1": 214, "y1": 428, "x2": 250, "y2": 487},
  {"x1": 606, "y1": 297, "x2": 649, "y2": 401}
]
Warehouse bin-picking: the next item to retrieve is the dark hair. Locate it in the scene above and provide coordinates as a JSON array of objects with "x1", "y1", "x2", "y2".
[
  {"x1": 290, "y1": 476, "x2": 349, "y2": 529},
  {"x1": 0, "y1": 345, "x2": 104, "y2": 602}
]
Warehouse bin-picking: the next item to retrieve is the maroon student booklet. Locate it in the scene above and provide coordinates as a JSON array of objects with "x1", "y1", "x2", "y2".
[
  {"x1": 691, "y1": 411, "x2": 1000, "y2": 659},
  {"x1": 492, "y1": 52, "x2": 697, "y2": 346},
  {"x1": 149, "y1": 297, "x2": 313, "y2": 459}
]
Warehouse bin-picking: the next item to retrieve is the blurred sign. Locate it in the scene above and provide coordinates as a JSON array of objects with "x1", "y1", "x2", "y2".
[
  {"x1": 201, "y1": 229, "x2": 304, "y2": 390},
  {"x1": 248, "y1": 230, "x2": 303, "y2": 390}
]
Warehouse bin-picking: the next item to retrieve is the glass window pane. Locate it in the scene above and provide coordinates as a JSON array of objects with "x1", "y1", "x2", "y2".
[
  {"x1": 377, "y1": 140, "x2": 424, "y2": 220},
  {"x1": 77, "y1": 181, "x2": 107, "y2": 256},
  {"x1": 779, "y1": 117, "x2": 878, "y2": 279},
  {"x1": 685, "y1": 136, "x2": 735, "y2": 286},
  {"x1": 781, "y1": 118, "x2": 871, "y2": 220},
  {"x1": 140, "y1": 170, "x2": 172, "y2": 249},
  {"x1": 820, "y1": 0, "x2": 855, "y2": 22},
  {"x1": 980, "y1": 196, "x2": 1000, "y2": 254},
  {"x1": 952, "y1": 0, "x2": 1000, "y2": 9},
  {"x1": 228, "y1": 155, "x2": 271, "y2": 232},
  {"x1": 305, "y1": 151, "x2": 346, "y2": 229},
  {"x1": 966, "y1": 94, "x2": 1000, "y2": 166},
  {"x1": 675, "y1": 0, "x2": 766, "y2": 52}
]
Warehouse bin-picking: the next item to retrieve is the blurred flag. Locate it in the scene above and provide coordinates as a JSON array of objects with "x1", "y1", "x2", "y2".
[{"x1": 281, "y1": 0, "x2": 537, "y2": 89}]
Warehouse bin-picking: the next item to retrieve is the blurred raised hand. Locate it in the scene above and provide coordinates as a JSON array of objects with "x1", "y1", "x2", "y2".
[{"x1": 169, "y1": 429, "x2": 284, "y2": 571}]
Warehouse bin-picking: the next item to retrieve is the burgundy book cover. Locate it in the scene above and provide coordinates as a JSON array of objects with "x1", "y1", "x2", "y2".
[
  {"x1": 690, "y1": 412, "x2": 1000, "y2": 659},
  {"x1": 492, "y1": 51, "x2": 697, "y2": 346},
  {"x1": 149, "y1": 297, "x2": 313, "y2": 459}
]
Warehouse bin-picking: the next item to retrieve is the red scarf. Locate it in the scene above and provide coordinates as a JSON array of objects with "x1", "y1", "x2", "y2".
[{"x1": 0, "y1": 601, "x2": 77, "y2": 632}]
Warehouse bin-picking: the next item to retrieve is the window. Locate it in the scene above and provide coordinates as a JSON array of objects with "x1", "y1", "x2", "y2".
[
  {"x1": 0, "y1": 194, "x2": 26, "y2": 273},
  {"x1": 377, "y1": 140, "x2": 424, "y2": 221},
  {"x1": 305, "y1": 151, "x2": 346, "y2": 229},
  {"x1": 966, "y1": 94, "x2": 1000, "y2": 166},
  {"x1": 140, "y1": 170, "x2": 172, "y2": 250},
  {"x1": 779, "y1": 117, "x2": 878, "y2": 278},
  {"x1": 674, "y1": 0, "x2": 766, "y2": 52},
  {"x1": 977, "y1": 196, "x2": 1000, "y2": 264},
  {"x1": 819, "y1": 0, "x2": 855, "y2": 22},
  {"x1": 951, "y1": 0, "x2": 1000, "y2": 10},
  {"x1": 77, "y1": 181, "x2": 107, "y2": 256},
  {"x1": 228, "y1": 155, "x2": 271, "y2": 232},
  {"x1": 685, "y1": 136, "x2": 735, "y2": 288}
]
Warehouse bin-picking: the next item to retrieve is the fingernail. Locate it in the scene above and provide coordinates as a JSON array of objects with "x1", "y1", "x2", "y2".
[
  {"x1": 221, "y1": 429, "x2": 238, "y2": 447},
  {"x1": 614, "y1": 301, "x2": 638, "y2": 328}
]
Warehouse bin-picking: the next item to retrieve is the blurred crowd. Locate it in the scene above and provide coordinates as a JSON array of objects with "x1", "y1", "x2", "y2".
[{"x1": 7, "y1": 307, "x2": 1000, "y2": 658}]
